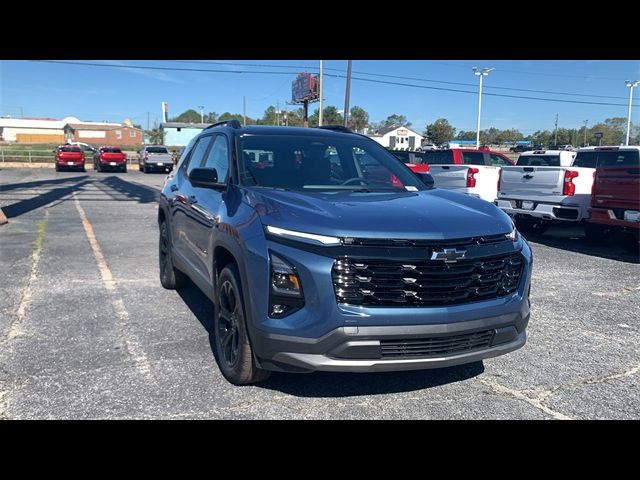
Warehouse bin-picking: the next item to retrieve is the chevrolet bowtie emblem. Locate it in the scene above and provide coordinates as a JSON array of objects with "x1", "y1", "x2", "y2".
[{"x1": 430, "y1": 248, "x2": 467, "y2": 263}]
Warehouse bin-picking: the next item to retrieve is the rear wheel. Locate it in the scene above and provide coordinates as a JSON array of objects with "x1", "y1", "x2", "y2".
[
  {"x1": 584, "y1": 224, "x2": 609, "y2": 245},
  {"x1": 214, "y1": 264, "x2": 271, "y2": 385},
  {"x1": 143, "y1": 164, "x2": 149, "y2": 174},
  {"x1": 515, "y1": 217, "x2": 550, "y2": 236},
  {"x1": 159, "y1": 221, "x2": 187, "y2": 290},
  {"x1": 621, "y1": 232, "x2": 640, "y2": 254}
]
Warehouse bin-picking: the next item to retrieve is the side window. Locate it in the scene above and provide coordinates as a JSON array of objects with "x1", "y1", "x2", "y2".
[
  {"x1": 489, "y1": 154, "x2": 509, "y2": 166},
  {"x1": 202, "y1": 135, "x2": 229, "y2": 182},
  {"x1": 461, "y1": 152, "x2": 486, "y2": 165},
  {"x1": 573, "y1": 152, "x2": 597, "y2": 168},
  {"x1": 185, "y1": 136, "x2": 213, "y2": 175},
  {"x1": 597, "y1": 151, "x2": 640, "y2": 167}
]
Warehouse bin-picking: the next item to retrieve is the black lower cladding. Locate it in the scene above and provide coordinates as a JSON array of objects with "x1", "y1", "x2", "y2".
[{"x1": 332, "y1": 252, "x2": 524, "y2": 307}]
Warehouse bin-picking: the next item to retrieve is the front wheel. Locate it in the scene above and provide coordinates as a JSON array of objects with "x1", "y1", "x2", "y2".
[
  {"x1": 515, "y1": 217, "x2": 550, "y2": 236},
  {"x1": 159, "y1": 221, "x2": 187, "y2": 290},
  {"x1": 214, "y1": 264, "x2": 271, "y2": 385}
]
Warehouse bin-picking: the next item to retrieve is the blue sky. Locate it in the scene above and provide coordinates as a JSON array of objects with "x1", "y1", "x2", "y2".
[{"x1": 1, "y1": 60, "x2": 639, "y2": 134}]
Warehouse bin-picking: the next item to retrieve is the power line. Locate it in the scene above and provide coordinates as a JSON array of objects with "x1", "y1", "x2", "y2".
[
  {"x1": 166, "y1": 60, "x2": 635, "y2": 100},
  {"x1": 30, "y1": 60, "x2": 640, "y2": 108}
]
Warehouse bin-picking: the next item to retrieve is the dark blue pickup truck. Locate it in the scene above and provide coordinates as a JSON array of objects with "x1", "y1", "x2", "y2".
[{"x1": 158, "y1": 121, "x2": 532, "y2": 384}]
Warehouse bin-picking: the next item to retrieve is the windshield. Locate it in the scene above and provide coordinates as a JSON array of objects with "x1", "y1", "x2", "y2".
[
  {"x1": 423, "y1": 150, "x2": 455, "y2": 164},
  {"x1": 574, "y1": 150, "x2": 639, "y2": 168},
  {"x1": 238, "y1": 134, "x2": 425, "y2": 192},
  {"x1": 146, "y1": 147, "x2": 168, "y2": 154},
  {"x1": 517, "y1": 155, "x2": 561, "y2": 166},
  {"x1": 59, "y1": 146, "x2": 81, "y2": 152}
]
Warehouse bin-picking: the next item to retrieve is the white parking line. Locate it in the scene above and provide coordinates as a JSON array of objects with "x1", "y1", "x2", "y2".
[{"x1": 73, "y1": 192, "x2": 153, "y2": 380}]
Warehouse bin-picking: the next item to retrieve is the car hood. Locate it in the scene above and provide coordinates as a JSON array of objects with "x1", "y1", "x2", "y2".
[{"x1": 244, "y1": 187, "x2": 513, "y2": 240}]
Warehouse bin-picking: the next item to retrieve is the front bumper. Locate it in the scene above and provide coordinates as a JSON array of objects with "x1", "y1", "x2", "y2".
[
  {"x1": 256, "y1": 312, "x2": 528, "y2": 372},
  {"x1": 496, "y1": 198, "x2": 585, "y2": 222}
]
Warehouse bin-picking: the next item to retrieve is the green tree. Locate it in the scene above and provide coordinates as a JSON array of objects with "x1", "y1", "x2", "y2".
[
  {"x1": 425, "y1": 118, "x2": 456, "y2": 145},
  {"x1": 217, "y1": 112, "x2": 255, "y2": 125},
  {"x1": 495, "y1": 128, "x2": 524, "y2": 144},
  {"x1": 259, "y1": 106, "x2": 279, "y2": 125},
  {"x1": 383, "y1": 114, "x2": 411, "y2": 128},
  {"x1": 456, "y1": 130, "x2": 477, "y2": 141},
  {"x1": 170, "y1": 109, "x2": 201, "y2": 123},
  {"x1": 206, "y1": 112, "x2": 218, "y2": 123},
  {"x1": 284, "y1": 108, "x2": 304, "y2": 127},
  {"x1": 309, "y1": 106, "x2": 344, "y2": 127},
  {"x1": 144, "y1": 127, "x2": 165, "y2": 145},
  {"x1": 348, "y1": 106, "x2": 369, "y2": 132},
  {"x1": 479, "y1": 127, "x2": 501, "y2": 145}
]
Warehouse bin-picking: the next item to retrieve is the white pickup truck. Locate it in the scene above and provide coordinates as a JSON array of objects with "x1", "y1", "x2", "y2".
[
  {"x1": 427, "y1": 149, "x2": 513, "y2": 202},
  {"x1": 494, "y1": 148, "x2": 596, "y2": 234}
]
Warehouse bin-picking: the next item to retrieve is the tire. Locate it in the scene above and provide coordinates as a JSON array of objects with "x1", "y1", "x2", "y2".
[
  {"x1": 143, "y1": 164, "x2": 148, "y2": 174},
  {"x1": 621, "y1": 232, "x2": 640, "y2": 254},
  {"x1": 515, "y1": 217, "x2": 550, "y2": 236},
  {"x1": 122, "y1": 165, "x2": 127, "y2": 173},
  {"x1": 55, "y1": 164, "x2": 60, "y2": 172},
  {"x1": 214, "y1": 264, "x2": 271, "y2": 385},
  {"x1": 159, "y1": 220, "x2": 188, "y2": 290},
  {"x1": 584, "y1": 224, "x2": 609, "y2": 245}
]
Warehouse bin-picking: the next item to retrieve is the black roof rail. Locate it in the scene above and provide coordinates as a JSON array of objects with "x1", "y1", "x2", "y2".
[
  {"x1": 205, "y1": 119, "x2": 242, "y2": 130},
  {"x1": 317, "y1": 125, "x2": 353, "y2": 133}
]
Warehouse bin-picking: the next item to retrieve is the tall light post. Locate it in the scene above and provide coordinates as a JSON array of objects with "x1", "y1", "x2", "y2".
[
  {"x1": 197, "y1": 105, "x2": 204, "y2": 123},
  {"x1": 583, "y1": 120, "x2": 588, "y2": 147},
  {"x1": 318, "y1": 60, "x2": 324, "y2": 126},
  {"x1": 473, "y1": 67, "x2": 494, "y2": 148},
  {"x1": 625, "y1": 80, "x2": 639, "y2": 146}
]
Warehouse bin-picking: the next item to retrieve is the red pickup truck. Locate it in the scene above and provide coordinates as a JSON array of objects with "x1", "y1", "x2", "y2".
[
  {"x1": 94, "y1": 146, "x2": 127, "y2": 173},
  {"x1": 585, "y1": 146, "x2": 639, "y2": 252},
  {"x1": 55, "y1": 145, "x2": 86, "y2": 172}
]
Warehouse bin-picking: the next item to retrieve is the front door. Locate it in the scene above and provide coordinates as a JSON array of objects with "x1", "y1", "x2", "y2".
[{"x1": 409, "y1": 136, "x2": 415, "y2": 149}]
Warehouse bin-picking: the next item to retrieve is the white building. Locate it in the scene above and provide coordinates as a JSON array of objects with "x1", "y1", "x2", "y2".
[
  {"x1": 0, "y1": 116, "x2": 81, "y2": 143},
  {"x1": 366, "y1": 125, "x2": 424, "y2": 150}
]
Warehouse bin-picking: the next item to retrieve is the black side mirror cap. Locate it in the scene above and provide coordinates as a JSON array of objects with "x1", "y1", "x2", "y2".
[
  {"x1": 416, "y1": 172, "x2": 435, "y2": 188},
  {"x1": 188, "y1": 168, "x2": 221, "y2": 188}
]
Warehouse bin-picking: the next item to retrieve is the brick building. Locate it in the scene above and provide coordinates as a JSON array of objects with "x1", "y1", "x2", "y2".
[{"x1": 64, "y1": 122, "x2": 143, "y2": 146}]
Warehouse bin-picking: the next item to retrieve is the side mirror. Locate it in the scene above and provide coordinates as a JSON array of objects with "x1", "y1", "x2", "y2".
[
  {"x1": 188, "y1": 168, "x2": 221, "y2": 188},
  {"x1": 416, "y1": 172, "x2": 435, "y2": 188}
]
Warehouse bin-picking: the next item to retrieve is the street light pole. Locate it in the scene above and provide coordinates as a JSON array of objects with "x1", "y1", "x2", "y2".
[
  {"x1": 198, "y1": 106, "x2": 204, "y2": 123},
  {"x1": 625, "y1": 80, "x2": 639, "y2": 146},
  {"x1": 583, "y1": 120, "x2": 588, "y2": 147},
  {"x1": 344, "y1": 60, "x2": 352, "y2": 128},
  {"x1": 473, "y1": 67, "x2": 493, "y2": 149},
  {"x1": 319, "y1": 60, "x2": 324, "y2": 127}
]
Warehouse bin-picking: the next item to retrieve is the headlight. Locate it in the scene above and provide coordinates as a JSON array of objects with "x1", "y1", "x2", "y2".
[
  {"x1": 269, "y1": 252, "x2": 304, "y2": 318},
  {"x1": 265, "y1": 225, "x2": 341, "y2": 246},
  {"x1": 505, "y1": 223, "x2": 519, "y2": 241}
]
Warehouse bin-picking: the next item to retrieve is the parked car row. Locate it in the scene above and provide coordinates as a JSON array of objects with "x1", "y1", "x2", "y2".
[
  {"x1": 53, "y1": 143, "x2": 176, "y2": 175},
  {"x1": 495, "y1": 146, "x2": 639, "y2": 251}
]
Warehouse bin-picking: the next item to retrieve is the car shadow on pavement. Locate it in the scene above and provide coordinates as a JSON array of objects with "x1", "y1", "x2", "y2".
[
  {"x1": 177, "y1": 280, "x2": 486, "y2": 397},
  {"x1": 2, "y1": 179, "x2": 92, "y2": 218},
  {"x1": 524, "y1": 224, "x2": 639, "y2": 264},
  {"x1": 0, "y1": 175, "x2": 89, "y2": 193},
  {"x1": 100, "y1": 176, "x2": 160, "y2": 203}
]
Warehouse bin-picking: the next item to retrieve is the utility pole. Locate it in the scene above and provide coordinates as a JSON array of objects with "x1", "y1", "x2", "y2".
[
  {"x1": 243, "y1": 96, "x2": 247, "y2": 126},
  {"x1": 319, "y1": 60, "x2": 324, "y2": 127},
  {"x1": 147, "y1": 112, "x2": 150, "y2": 131},
  {"x1": 276, "y1": 100, "x2": 280, "y2": 126},
  {"x1": 343, "y1": 60, "x2": 352, "y2": 128},
  {"x1": 625, "y1": 80, "x2": 639, "y2": 146},
  {"x1": 554, "y1": 113, "x2": 559, "y2": 146},
  {"x1": 473, "y1": 67, "x2": 493, "y2": 149},
  {"x1": 583, "y1": 120, "x2": 588, "y2": 147}
]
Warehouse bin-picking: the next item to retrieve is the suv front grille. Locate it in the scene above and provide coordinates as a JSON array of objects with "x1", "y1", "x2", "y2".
[
  {"x1": 332, "y1": 253, "x2": 523, "y2": 307},
  {"x1": 380, "y1": 330, "x2": 495, "y2": 358}
]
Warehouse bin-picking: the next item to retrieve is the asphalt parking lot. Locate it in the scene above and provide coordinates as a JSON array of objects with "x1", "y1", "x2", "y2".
[{"x1": 1, "y1": 167, "x2": 638, "y2": 419}]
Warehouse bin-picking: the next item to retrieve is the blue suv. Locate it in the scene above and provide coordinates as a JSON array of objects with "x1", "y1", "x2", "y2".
[{"x1": 158, "y1": 121, "x2": 532, "y2": 385}]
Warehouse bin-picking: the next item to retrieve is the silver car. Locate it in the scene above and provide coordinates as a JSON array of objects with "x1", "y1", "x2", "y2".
[{"x1": 138, "y1": 145, "x2": 174, "y2": 173}]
